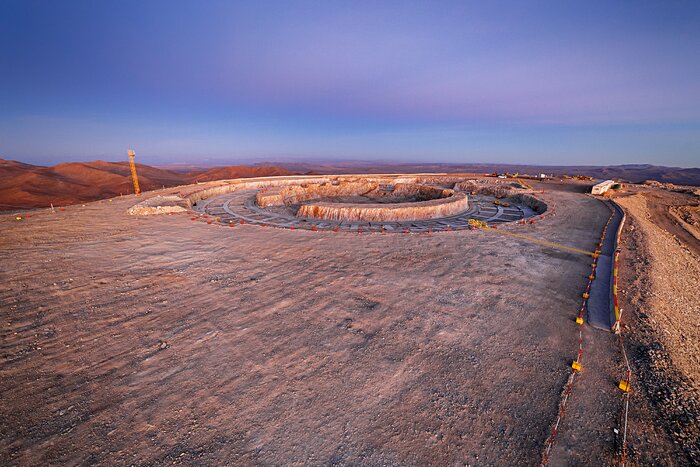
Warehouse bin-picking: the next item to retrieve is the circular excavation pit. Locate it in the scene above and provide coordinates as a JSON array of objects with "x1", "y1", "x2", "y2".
[
  {"x1": 191, "y1": 176, "x2": 548, "y2": 233},
  {"x1": 256, "y1": 181, "x2": 468, "y2": 222}
]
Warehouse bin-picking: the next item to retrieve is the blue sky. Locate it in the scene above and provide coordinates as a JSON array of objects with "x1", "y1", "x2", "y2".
[{"x1": 1, "y1": 0, "x2": 699, "y2": 167}]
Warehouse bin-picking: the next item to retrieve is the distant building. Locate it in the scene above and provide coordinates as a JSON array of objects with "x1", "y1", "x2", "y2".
[{"x1": 591, "y1": 180, "x2": 614, "y2": 195}]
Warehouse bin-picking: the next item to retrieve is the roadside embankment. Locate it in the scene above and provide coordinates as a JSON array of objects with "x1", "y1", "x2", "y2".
[{"x1": 615, "y1": 192, "x2": 700, "y2": 464}]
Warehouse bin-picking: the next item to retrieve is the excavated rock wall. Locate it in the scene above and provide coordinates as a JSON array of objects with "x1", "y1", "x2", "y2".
[
  {"x1": 184, "y1": 177, "x2": 334, "y2": 207},
  {"x1": 183, "y1": 175, "x2": 464, "y2": 208},
  {"x1": 451, "y1": 179, "x2": 547, "y2": 213},
  {"x1": 390, "y1": 183, "x2": 450, "y2": 201},
  {"x1": 256, "y1": 181, "x2": 452, "y2": 208},
  {"x1": 505, "y1": 193, "x2": 548, "y2": 214},
  {"x1": 297, "y1": 191, "x2": 469, "y2": 222},
  {"x1": 454, "y1": 179, "x2": 529, "y2": 198},
  {"x1": 256, "y1": 181, "x2": 379, "y2": 207},
  {"x1": 394, "y1": 175, "x2": 467, "y2": 187}
]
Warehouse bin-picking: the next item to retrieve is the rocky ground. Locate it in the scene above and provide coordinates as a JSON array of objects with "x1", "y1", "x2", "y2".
[
  {"x1": 0, "y1": 178, "x2": 695, "y2": 465},
  {"x1": 615, "y1": 188, "x2": 700, "y2": 465}
]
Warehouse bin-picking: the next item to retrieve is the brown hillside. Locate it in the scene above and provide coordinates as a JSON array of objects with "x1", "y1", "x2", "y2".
[
  {"x1": 0, "y1": 159, "x2": 41, "y2": 182},
  {"x1": 0, "y1": 159, "x2": 298, "y2": 211},
  {"x1": 186, "y1": 166, "x2": 295, "y2": 182}
]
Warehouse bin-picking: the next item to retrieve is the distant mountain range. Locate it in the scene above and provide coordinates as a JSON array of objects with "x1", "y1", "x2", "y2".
[
  {"x1": 1, "y1": 158, "x2": 698, "y2": 211},
  {"x1": 0, "y1": 159, "x2": 296, "y2": 210},
  {"x1": 253, "y1": 161, "x2": 700, "y2": 186}
]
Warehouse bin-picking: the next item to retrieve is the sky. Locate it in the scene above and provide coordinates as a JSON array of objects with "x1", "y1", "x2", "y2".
[{"x1": 1, "y1": 0, "x2": 699, "y2": 167}]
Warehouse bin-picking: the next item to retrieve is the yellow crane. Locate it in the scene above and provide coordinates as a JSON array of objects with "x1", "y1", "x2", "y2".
[{"x1": 127, "y1": 149, "x2": 141, "y2": 195}]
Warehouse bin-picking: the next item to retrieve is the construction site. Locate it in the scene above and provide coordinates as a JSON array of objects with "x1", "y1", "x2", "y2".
[
  {"x1": 5, "y1": 0, "x2": 700, "y2": 463},
  {"x1": 2, "y1": 157, "x2": 698, "y2": 466}
]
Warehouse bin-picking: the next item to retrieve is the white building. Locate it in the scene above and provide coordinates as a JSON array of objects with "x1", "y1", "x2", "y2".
[{"x1": 591, "y1": 180, "x2": 614, "y2": 195}]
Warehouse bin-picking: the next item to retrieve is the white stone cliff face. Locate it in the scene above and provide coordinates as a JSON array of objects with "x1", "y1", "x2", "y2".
[
  {"x1": 254, "y1": 181, "x2": 469, "y2": 222},
  {"x1": 297, "y1": 192, "x2": 469, "y2": 222}
]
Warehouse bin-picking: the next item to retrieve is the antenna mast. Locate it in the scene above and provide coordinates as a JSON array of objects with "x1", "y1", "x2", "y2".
[{"x1": 127, "y1": 149, "x2": 141, "y2": 195}]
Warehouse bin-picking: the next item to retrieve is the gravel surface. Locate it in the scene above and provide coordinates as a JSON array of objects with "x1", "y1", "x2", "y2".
[
  {"x1": 615, "y1": 189, "x2": 700, "y2": 465},
  {"x1": 0, "y1": 180, "x2": 689, "y2": 465}
]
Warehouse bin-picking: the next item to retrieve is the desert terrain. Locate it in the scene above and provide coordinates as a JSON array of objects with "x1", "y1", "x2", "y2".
[
  {"x1": 1, "y1": 174, "x2": 698, "y2": 465},
  {"x1": 262, "y1": 162, "x2": 700, "y2": 187},
  {"x1": 4, "y1": 0, "x2": 700, "y2": 464},
  {"x1": 612, "y1": 185, "x2": 700, "y2": 464},
  {"x1": 0, "y1": 159, "x2": 297, "y2": 211},
  {"x1": 3, "y1": 158, "x2": 699, "y2": 214}
]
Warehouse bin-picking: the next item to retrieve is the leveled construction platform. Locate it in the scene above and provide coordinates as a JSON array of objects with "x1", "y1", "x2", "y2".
[{"x1": 1, "y1": 177, "x2": 627, "y2": 465}]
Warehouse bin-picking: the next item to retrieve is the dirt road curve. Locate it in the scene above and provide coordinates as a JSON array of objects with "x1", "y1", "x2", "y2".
[{"x1": 0, "y1": 180, "x2": 687, "y2": 465}]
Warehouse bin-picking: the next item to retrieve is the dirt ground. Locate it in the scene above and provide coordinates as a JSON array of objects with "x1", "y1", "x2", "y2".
[
  {"x1": 0, "y1": 180, "x2": 692, "y2": 465},
  {"x1": 614, "y1": 188, "x2": 700, "y2": 465}
]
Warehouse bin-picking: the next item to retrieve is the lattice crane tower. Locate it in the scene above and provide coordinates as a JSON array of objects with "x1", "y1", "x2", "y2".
[{"x1": 127, "y1": 149, "x2": 141, "y2": 195}]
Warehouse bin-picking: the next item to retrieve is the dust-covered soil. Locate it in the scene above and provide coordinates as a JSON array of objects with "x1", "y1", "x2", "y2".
[
  {"x1": 0, "y1": 179, "x2": 689, "y2": 465},
  {"x1": 614, "y1": 188, "x2": 700, "y2": 465},
  {"x1": 670, "y1": 204, "x2": 700, "y2": 243},
  {"x1": 634, "y1": 189, "x2": 700, "y2": 257}
]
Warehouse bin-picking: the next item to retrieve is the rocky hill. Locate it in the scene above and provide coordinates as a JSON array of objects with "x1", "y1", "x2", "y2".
[{"x1": 0, "y1": 159, "x2": 297, "y2": 211}]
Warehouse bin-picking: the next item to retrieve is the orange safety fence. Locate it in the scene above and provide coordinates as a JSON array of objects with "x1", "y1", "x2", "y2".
[{"x1": 540, "y1": 209, "x2": 615, "y2": 465}]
